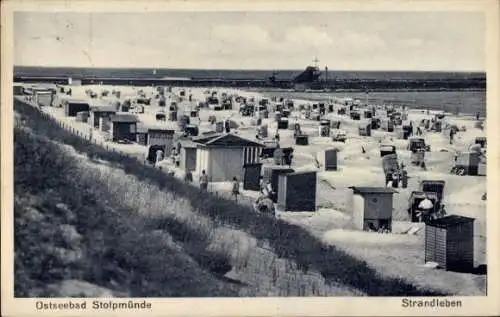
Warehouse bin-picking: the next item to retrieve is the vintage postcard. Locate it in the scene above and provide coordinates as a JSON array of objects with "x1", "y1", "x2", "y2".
[{"x1": 1, "y1": 0, "x2": 499, "y2": 316}]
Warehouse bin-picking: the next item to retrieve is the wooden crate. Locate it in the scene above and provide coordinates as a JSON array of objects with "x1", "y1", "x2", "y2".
[
  {"x1": 277, "y1": 171, "x2": 317, "y2": 211},
  {"x1": 425, "y1": 215, "x2": 475, "y2": 271}
]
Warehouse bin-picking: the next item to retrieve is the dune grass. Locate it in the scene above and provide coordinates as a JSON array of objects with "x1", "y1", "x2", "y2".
[
  {"x1": 14, "y1": 99, "x2": 448, "y2": 296},
  {"x1": 14, "y1": 127, "x2": 247, "y2": 297}
]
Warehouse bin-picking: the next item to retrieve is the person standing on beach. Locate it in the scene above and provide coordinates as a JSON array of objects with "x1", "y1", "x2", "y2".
[
  {"x1": 400, "y1": 165, "x2": 408, "y2": 189},
  {"x1": 155, "y1": 149, "x2": 164, "y2": 168},
  {"x1": 449, "y1": 128, "x2": 456, "y2": 144},
  {"x1": 199, "y1": 170, "x2": 209, "y2": 192},
  {"x1": 417, "y1": 195, "x2": 434, "y2": 222},
  {"x1": 231, "y1": 177, "x2": 240, "y2": 203},
  {"x1": 391, "y1": 172, "x2": 399, "y2": 188}
]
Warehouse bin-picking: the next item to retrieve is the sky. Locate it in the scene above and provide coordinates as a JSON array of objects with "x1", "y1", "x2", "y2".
[{"x1": 13, "y1": 11, "x2": 485, "y2": 71}]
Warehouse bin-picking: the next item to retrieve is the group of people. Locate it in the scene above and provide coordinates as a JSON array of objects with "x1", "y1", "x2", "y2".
[{"x1": 192, "y1": 170, "x2": 241, "y2": 202}]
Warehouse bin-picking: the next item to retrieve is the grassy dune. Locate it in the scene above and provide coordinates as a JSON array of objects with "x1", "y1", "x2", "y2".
[{"x1": 14, "y1": 100, "x2": 448, "y2": 297}]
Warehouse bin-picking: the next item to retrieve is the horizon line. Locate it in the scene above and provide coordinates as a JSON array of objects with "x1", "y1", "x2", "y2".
[{"x1": 13, "y1": 65, "x2": 486, "y2": 74}]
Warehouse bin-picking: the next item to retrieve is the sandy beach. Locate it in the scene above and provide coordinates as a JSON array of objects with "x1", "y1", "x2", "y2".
[{"x1": 18, "y1": 82, "x2": 487, "y2": 295}]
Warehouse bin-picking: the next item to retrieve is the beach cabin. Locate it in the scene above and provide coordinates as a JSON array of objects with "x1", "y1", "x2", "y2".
[
  {"x1": 318, "y1": 125, "x2": 330, "y2": 137},
  {"x1": 425, "y1": 215, "x2": 475, "y2": 272},
  {"x1": 380, "y1": 118, "x2": 394, "y2": 132},
  {"x1": 371, "y1": 117, "x2": 381, "y2": 129},
  {"x1": 277, "y1": 171, "x2": 317, "y2": 212},
  {"x1": 136, "y1": 126, "x2": 148, "y2": 146},
  {"x1": 317, "y1": 148, "x2": 339, "y2": 171},
  {"x1": 273, "y1": 147, "x2": 294, "y2": 166},
  {"x1": 64, "y1": 99, "x2": 90, "y2": 117},
  {"x1": 380, "y1": 144, "x2": 396, "y2": 157},
  {"x1": 401, "y1": 125, "x2": 413, "y2": 139},
  {"x1": 75, "y1": 111, "x2": 89, "y2": 123},
  {"x1": 13, "y1": 84, "x2": 24, "y2": 96},
  {"x1": 295, "y1": 134, "x2": 309, "y2": 146},
  {"x1": 168, "y1": 110, "x2": 178, "y2": 121},
  {"x1": 349, "y1": 187, "x2": 397, "y2": 232},
  {"x1": 350, "y1": 111, "x2": 361, "y2": 120},
  {"x1": 148, "y1": 128, "x2": 175, "y2": 154},
  {"x1": 278, "y1": 118, "x2": 289, "y2": 130},
  {"x1": 262, "y1": 166, "x2": 295, "y2": 202},
  {"x1": 330, "y1": 120, "x2": 341, "y2": 129},
  {"x1": 282, "y1": 108, "x2": 291, "y2": 118},
  {"x1": 178, "y1": 115, "x2": 190, "y2": 131},
  {"x1": 184, "y1": 124, "x2": 199, "y2": 137},
  {"x1": 475, "y1": 137, "x2": 487, "y2": 148},
  {"x1": 109, "y1": 114, "x2": 139, "y2": 142},
  {"x1": 454, "y1": 152, "x2": 481, "y2": 176},
  {"x1": 89, "y1": 106, "x2": 117, "y2": 129},
  {"x1": 33, "y1": 89, "x2": 54, "y2": 107},
  {"x1": 178, "y1": 139, "x2": 198, "y2": 172},
  {"x1": 358, "y1": 121, "x2": 372, "y2": 137},
  {"x1": 193, "y1": 133, "x2": 264, "y2": 182},
  {"x1": 215, "y1": 122, "x2": 224, "y2": 133},
  {"x1": 375, "y1": 109, "x2": 388, "y2": 118},
  {"x1": 243, "y1": 163, "x2": 263, "y2": 191}
]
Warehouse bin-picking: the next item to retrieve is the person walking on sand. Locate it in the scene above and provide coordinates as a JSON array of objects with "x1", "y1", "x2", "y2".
[
  {"x1": 400, "y1": 166, "x2": 408, "y2": 189},
  {"x1": 391, "y1": 172, "x2": 399, "y2": 188},
  {"x1": 199, "y1": 170, "x2": 209, "y2": 192},
  {"x1": 449, "y1": 128, "x2": 456, "y2": 145},
  {"x1": 231, "y1": 177, "x2": 240, "y2": 203}
]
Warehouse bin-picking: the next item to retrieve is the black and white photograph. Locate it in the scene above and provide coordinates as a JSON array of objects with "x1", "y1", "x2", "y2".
[{"x1": 2, "y1": 1, "x2": 499, "y2": 316}]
